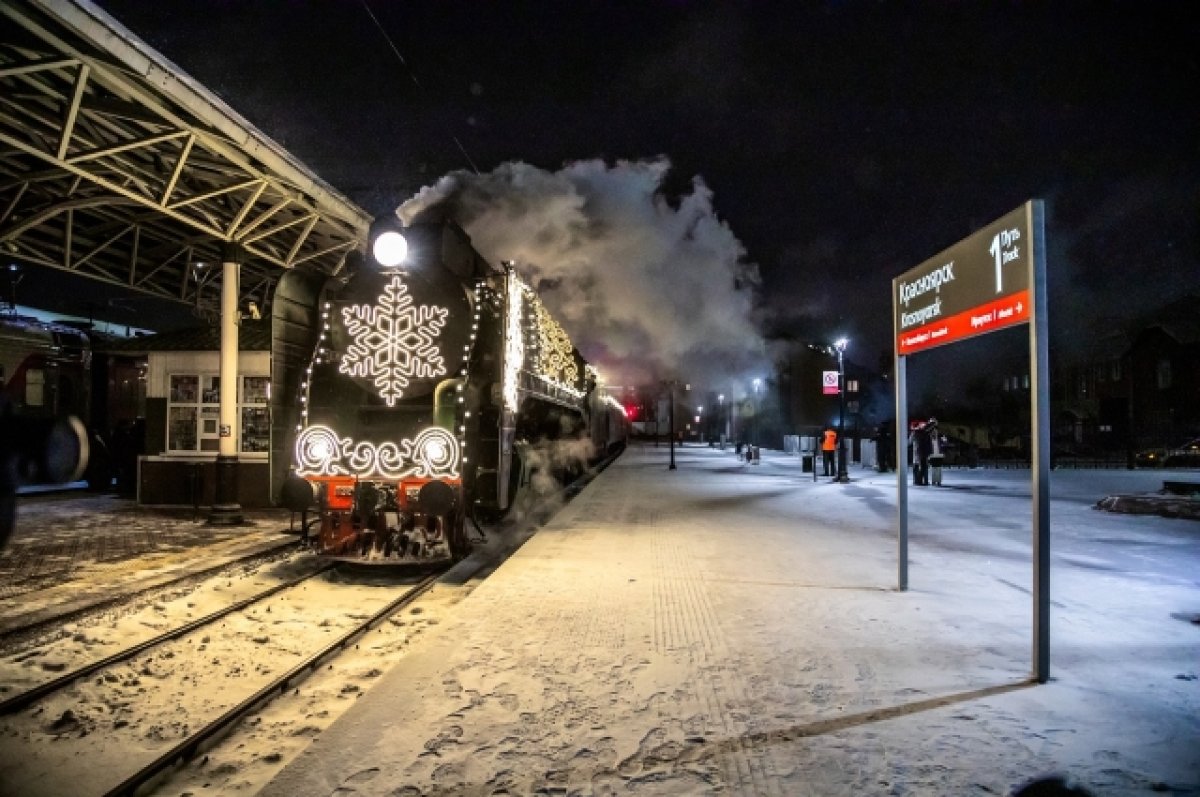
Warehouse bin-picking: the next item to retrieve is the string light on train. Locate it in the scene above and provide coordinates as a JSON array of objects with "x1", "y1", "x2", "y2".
[
  {"x1": 297, "y1": 302, "x2": 332, "y2": 430},
  {"x1": 457, "y1": 279, "x2": 487, "y2": 465},
  {"x1": 503, "y1": 268, "x2": 525, "y2": 412}
]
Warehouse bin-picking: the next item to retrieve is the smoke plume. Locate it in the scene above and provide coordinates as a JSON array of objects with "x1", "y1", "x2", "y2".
[{"x1": 397, "y1": 158, "x2": 766, "y2": 389}]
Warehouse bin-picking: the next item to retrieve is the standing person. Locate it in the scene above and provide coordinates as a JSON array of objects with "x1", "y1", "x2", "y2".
[
  {"x1": 928, "y1": 418, "x2": 945, "y2": 486},
  {"x1": 821, "y1": 426, "x2": 837, "y2": 477},
  {"x1": 875, "y1": 421, "x2": 894, "y2": 472},
  {"x1": 909, "y1": 422, "x2": 932, "y2": 485}
]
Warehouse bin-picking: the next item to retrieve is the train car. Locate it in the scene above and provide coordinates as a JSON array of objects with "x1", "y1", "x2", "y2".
[
  {"x1": 0, "y1": 314, "x2": 93, "y2": 489},
  {"x1": 0, "y1": 313, "x2": 147, "y2": 492},
  {"x1": 0, "y1": 314, "x2": 91, "y2": 423},
  {"x1": 278, "y1": 217, "x2": 627, "y2": 565}
]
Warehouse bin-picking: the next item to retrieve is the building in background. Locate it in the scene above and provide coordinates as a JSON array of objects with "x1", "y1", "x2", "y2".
[{"x1": 1057, "y1": 295, "x2": 1200, "y2": 463}]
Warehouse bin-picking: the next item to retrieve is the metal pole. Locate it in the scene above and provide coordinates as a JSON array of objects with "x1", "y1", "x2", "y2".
[
  {"x1": 753, "y1": 384, "x2": 758, "y2": 447},
  {"x1": 895, "y1": 358, "x2": 909, "y2": 590},
  {"x1": 668, "y1": 383, "x2": 676, "y2": 470},
  {"x1": 1029, "y1": 199, "x2": 1050, "y2": 682},
  {"x1": 894, "y1": 283, "x2": 909, "y2": 591},
  {"x1": 836, "y1": 349, "x2": 848, "y2": 482}
]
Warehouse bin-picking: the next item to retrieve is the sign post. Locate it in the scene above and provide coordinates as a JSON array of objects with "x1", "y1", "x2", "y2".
[{"x1": 892, "y1": 200, "x2": 1050, "y2": 683}]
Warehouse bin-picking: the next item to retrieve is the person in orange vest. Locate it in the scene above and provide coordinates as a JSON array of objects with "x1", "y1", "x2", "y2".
[{"x1": 821, "y1": 426, "x2": 837, "y2": 477}]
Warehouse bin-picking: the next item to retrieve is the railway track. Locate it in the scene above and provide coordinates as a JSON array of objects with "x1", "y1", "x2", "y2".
[
  {"x1": 103, "y1": 570, "x2": 442, "y2": 797},
  {"x1": 0, "y1": 449, "x2": 623, "y2": 796},
  {"x1": 0, "y1": 561, "x2": 335, "y2": 716},
  {"x1": 0, "y1": 554, "x2": 446, "y2": 797},
  {"x1": 0, "y1": 537, "x2": 302, "y2": 644}
]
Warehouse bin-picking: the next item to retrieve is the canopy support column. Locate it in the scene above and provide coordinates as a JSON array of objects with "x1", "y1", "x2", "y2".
[{"x1": 208, "y1": 242, "x2": 245, "y2": 525}]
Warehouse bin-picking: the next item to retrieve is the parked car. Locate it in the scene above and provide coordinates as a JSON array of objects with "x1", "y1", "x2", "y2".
[{"x1": 1137, "y1": 437, "x2": 1200, "y2": 468}]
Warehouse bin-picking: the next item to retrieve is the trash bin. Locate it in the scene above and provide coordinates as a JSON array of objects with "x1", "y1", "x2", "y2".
[{"x1": 801, "y1": 453, "x2": 814, "y2": 473}]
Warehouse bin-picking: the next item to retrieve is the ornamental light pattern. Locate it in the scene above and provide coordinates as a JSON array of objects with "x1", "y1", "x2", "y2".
[
  {"x1": 295, "y1": 424, "x2": 461, "y2": 480},
  {"x1": 530, "y1": 294, "x2": 578, "y2": 387},
  {"x1": 340, "y1": 275, "x2": 449, "y2": 406},
  {"x1": 503, "y1": 270, "x2": 525, "y2": 412}
]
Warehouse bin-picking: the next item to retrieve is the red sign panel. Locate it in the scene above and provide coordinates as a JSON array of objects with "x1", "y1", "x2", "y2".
[{"x1": 898, "y1": 289, "x2": 1029, "y2": 355}]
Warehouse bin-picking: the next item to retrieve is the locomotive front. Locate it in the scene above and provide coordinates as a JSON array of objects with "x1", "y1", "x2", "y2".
[
  {"x1": 291, "y1": 224, "x2": 483, "y2": 563},
  {"x1": 285, "y1": 217, "x2": 625, "y2": 565}
]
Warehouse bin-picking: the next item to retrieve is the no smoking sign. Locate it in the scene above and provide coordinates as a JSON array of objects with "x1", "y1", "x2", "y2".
[{"x1": 822, "y1": 370, "x2": 839, "y2": 395}]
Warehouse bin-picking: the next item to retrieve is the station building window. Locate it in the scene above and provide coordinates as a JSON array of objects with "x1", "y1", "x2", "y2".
[
  {"x1": 1156, "y1": 358, "x2": 1172, "y2": 390},
  {"x1": 166, "y1": 373, "x2": 269, "y2": 455}
]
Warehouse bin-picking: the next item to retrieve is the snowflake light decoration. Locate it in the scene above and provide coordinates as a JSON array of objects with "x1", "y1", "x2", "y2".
[{"x1": 339, "y1": 275, "x2": 449, "y2": 406}]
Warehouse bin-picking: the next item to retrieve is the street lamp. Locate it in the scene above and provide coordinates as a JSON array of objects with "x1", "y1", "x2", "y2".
[
  {"x1": 834, "y1": 337, "x2": 849, "y2": 482},
  {"x1": 717, "y1": 394, "x2": 725, "y2": 444}
]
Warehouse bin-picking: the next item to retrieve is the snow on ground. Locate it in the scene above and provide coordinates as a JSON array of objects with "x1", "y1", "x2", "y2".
[
  {"x1": 1, "y1": 451, "x2": 1197, "y2": 796},
  {"x1": 0, "y1": 550, "x2": 465, "y2": 797},
  {"x1": 257, "y1": 445, "x2": 1198, "y2": 797},
  {"x1": 0, "y1": 498, "x2": 542, "y2": 797}
]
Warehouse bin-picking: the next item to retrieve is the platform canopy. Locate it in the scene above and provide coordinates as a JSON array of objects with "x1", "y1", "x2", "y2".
[{"x1": 0, "y1": 0, "x2": 370, "y2": 316}]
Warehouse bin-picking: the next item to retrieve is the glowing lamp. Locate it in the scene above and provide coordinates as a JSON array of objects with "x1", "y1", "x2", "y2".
[
  {"x1": 422, "y1": 437, "x2": 446, "y2": 463},
  {"x1": 372, "y1": 230, "x2": 408, "y2": 266}
]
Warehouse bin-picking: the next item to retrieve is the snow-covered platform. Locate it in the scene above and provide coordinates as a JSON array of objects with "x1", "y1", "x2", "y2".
[{"x1": 263, "y1": 443, "x2": 1199, "y2": 796}]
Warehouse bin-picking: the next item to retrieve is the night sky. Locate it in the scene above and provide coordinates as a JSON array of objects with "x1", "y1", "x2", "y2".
[{"x1": 88, "y1": 0, "x2": 1198, "y2": 393}]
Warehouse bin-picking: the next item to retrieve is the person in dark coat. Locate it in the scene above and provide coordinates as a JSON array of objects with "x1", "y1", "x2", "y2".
[
  {"x1": 909, "y1": 422, "x2": 933, "y2": 485},
  {"x1": 875, "y1": 421, "x2": 894, "y2": 472},
  {"x1": 927, "y1": 418, "x2": 946, "y2": 486}
]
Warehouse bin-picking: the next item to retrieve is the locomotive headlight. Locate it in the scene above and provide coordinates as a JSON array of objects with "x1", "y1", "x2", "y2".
[{"x1": 372, "y1": 230, "x2": 408, "y2": 267}]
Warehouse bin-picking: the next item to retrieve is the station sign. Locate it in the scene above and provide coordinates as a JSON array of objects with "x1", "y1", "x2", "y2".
[{"x1": 893, "y1": 202, "x2": 1034, "y2": 355}]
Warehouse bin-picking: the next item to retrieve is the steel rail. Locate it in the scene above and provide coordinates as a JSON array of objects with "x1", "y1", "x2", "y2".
[
  {"x1": 0, "y1": 538, "x2": 302, "y2": 643},
  {"x1": 102, "y1": 569, "x2": 443, "y2": 797},
  {"x1": 0, "y1": 560, "x2": 335, "y2": 716}
]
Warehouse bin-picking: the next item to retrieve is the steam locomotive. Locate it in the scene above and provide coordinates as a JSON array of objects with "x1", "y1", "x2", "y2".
[{"x1": 277, "y1": 216, "x2": 627, "y2": 565}]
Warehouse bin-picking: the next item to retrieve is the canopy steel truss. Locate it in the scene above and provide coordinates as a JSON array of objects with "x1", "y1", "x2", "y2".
[{"x1": 0, "y1": 0, "x2": 370, "y2": 317}]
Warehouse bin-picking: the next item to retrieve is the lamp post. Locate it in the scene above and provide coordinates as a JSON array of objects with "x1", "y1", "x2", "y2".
[
  {"x1": 717, "y1": 394, "x2": 725, "y2": 444},
  {"x1": 668, "y1": 381, "x2": 676, "y2": 470},
  {"x1": 834, "y1": 337, "x2": 849, "y2": 483},
  {"x1": 752, "y1": 378, "x2": 762, "y2": 447}
]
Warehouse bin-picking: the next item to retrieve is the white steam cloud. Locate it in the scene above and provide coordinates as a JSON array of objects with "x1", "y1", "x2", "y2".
[{"x1": 397, "y1": 158, "x2": 766, "y2": 388}]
